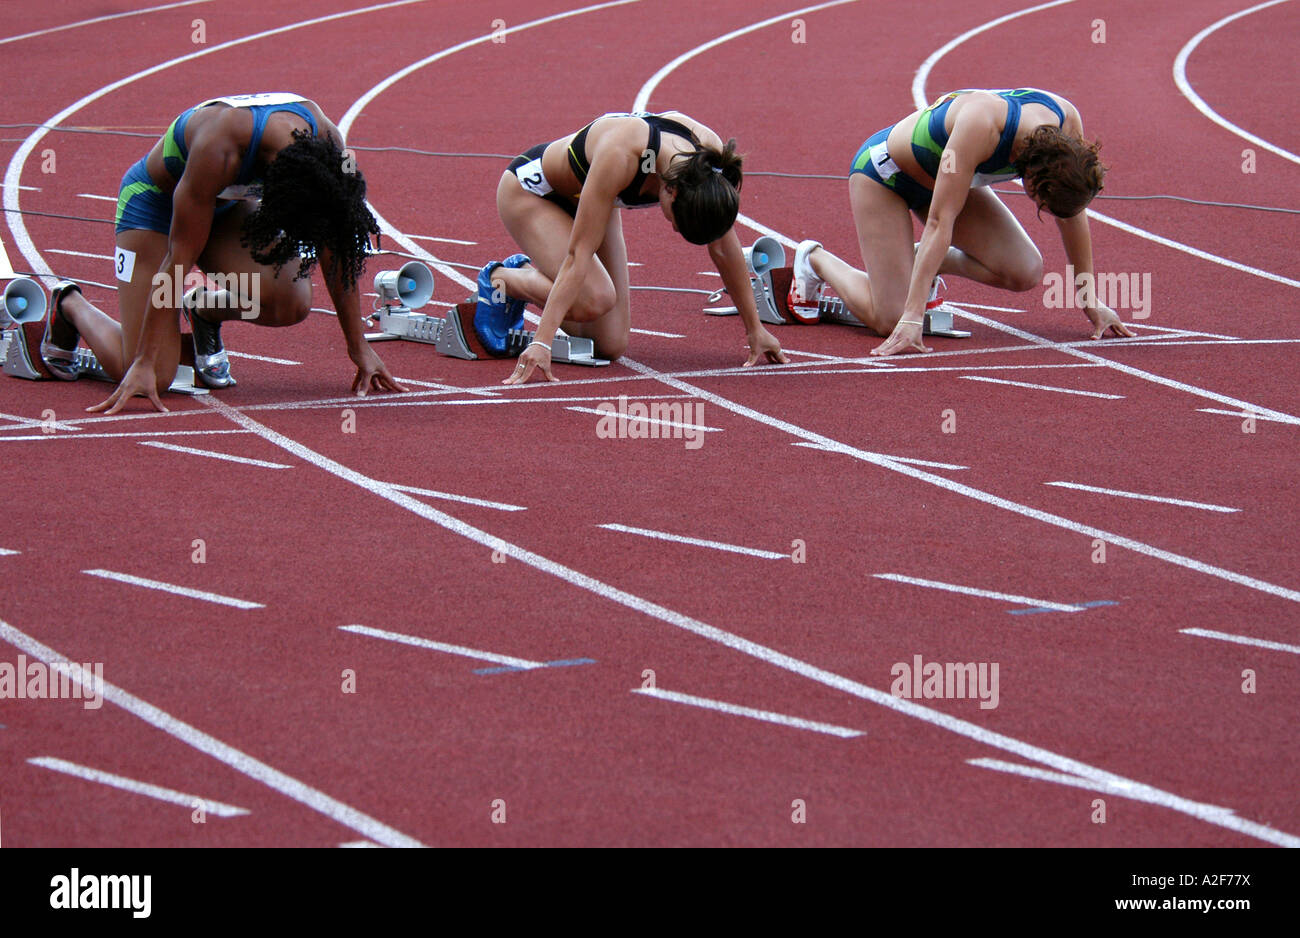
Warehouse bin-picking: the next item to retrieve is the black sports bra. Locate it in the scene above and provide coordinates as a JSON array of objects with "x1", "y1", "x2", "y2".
[{"x1": 566, "y1": 112, "x2": 701, "y2": 208}]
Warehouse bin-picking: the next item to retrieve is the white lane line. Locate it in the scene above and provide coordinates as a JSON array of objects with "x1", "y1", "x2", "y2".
[
  {"x1": 599, "y1": 523, "x2": 790, "y2": 560},
  {"x1": 407, "y1": 234, "x2": 476, "y2": 245},
  {"x1": 633, "y1": 687, "x2": 865, "y2": 738},
  {"x1": 1198, "y1": 407, "x2": 1298, "y2": 425},
  {"x1": 793, "y1": 442, "x2": 967, "y2": 470},
  {"x1": 0, "y1": 428, "x2": 251, "y2": 442},
  {"x1": 74, "y1": 193, "x2": 116, "y2": 202},
  {"x1": 6, "y1": 0, "x2": 434, "y2": 283},
  {"x1": 948, "y1": 301, "x2": 1026, "y2": 313},
  {"x1": 1044, "y1": 481, "x2": 1239, "y2": 514},
  {"x1": 339, "y1": 840, "x2": 382, "y2": 847},
  {"x1": 138, "y1": 440, "x2": 291, "y2": 469},
  {"x1": 1128, "y1": 323, "x2": 1240, "y2": 341},
  {"x1": 82, "y1": 569, "x2": 263, "y2": 610},
  {"x1": 874, "y1": 573, "x2": 1083, "y2": 613},
  {"x1": 565, "y1": 405, "x2": 723, "y2": 433},
  {"x1": 628, "y1": 356, "x2": 1300, "y2": 604},
  {"x1": 48, "y1": 248, "x2": 114, "y2": 261},
  {"x1": 200, "y1": 398, "x2": 1300, "y2": 846},
  {"x1": 910, "y1": 1, "x2": 1300, "y2": 291},
  {"x1": 0, "y1": 548, "x2": 19, "y2": 556},
  {"x1": 269, "y1": 393, "x2": 694, "y2": 413},
  {"x1": 1180, "y1": 628, "x2": 1300, "y2": 655},
  {"x1": 954, "y1": 308, "x2": 1300, "y2": 425},
  {"x1": 1174, "y1": 0, "x2": 1299, "y2": 165},
  {"x1": 633, "y1": 0, "x2": 857, "y2": 109},
  {"x1": 388, "y1": 483, "x2": 526, "y2": 512},
  {"x1": 339, "y1": 624, "x2": 544, "y2": 669},
  {"x1": 968, "y1": 758, "x2": 1236, "y2": 817},
  {"x1": 28, "y1": 757, "x2": 250, "y2": 817},
  {"x1": 226, "y1": 351, "x2": 301, "y2": 366},
  {"x1": 0, "y1": 410, "x2": 83, "y2": 432},
  {"x1": 629, "y1": 328, "x2": 685, "y2": 338},
  {"x1": 0, "y1": 0, "x2": 211, "y2": 46},
  {"x1": 0, "y1": 618, "x2": 423, "y2": 847},
  {"x1": 959, "y1": 375, "x2": 1125, "y2": 399}
]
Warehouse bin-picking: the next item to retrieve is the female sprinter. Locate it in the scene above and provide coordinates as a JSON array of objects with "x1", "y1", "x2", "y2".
[
  {"x1": 478, "y1": 110, "x2": 787, "y2": 384},
  {"x1": 788, "y1": 88, "x2": 1135, "y2": 356},
  {"x1": 40, "y1": 92, "x2": 406, "y2": 414}
]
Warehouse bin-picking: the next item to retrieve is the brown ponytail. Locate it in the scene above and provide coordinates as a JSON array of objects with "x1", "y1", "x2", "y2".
[{"x1": 661, "y1": 138, "x2": 744, "y2": 244}]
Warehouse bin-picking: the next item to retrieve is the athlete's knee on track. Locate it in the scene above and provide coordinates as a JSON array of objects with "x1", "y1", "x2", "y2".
[{"x1": 595, "y1": 334, "x2": 628, "y2": 361}]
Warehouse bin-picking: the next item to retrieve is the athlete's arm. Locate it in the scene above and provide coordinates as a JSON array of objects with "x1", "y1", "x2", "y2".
[
  {"x1": 90, "y1": 121, "x2": 237, "y2": 414},
  {"x1": 707, "y1": 230, "x2": 786, "y2": 365},
  {"x1": 872, "y1": 101, "x2": 993, "y2": 356},
  {"x1": 507, "y1": 127, "x2": 633, "y2": 384}
]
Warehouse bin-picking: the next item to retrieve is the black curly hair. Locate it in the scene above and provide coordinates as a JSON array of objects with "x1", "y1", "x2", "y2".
[
  {"x1": 661, "y1": 139, "x2": 743, "y2": 245},
  {"x1": 240, "y1": 130, "x2": 379, "y2": 288}
]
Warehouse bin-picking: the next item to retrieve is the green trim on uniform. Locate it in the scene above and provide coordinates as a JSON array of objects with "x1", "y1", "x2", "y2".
[{"x1": 115, "y1": 179, "x2": 162, "y2": 225}]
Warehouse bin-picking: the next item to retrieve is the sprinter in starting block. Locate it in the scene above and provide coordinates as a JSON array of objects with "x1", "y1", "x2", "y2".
[
  {"x1": 483, "y1": 111, "x2": 788, "y2": 384},
  {"x1": 51, "y1": 93, "x2": 408, "y2": 414},
  {"x1": 792, "y1": 88, "x2": 1135, "y2": 356}
]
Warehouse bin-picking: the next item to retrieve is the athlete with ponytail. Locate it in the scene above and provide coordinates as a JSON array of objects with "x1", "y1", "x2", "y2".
[
  {"x1": 481, "y1": 111, "x2": 787, "y2": 384},
  {"x1": 52, "y1": 93, "x2": 406, "y2": 414},
  {"x1": 790, "y1": 88, "x2": 1134, "y2": 355}
]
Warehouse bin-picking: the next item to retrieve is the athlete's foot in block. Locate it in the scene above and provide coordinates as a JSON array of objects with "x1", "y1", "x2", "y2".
[{"x1": 185, "y1": 291, "x2": 236, "y2": 388}]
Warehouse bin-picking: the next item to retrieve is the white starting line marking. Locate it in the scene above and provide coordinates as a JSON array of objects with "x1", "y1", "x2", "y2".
[
  {"x1": 1180, "y1": 628, "x2": 1300, "y2": 655},
  {"x1": 226, "y1": 351, "x2": 301, "y2": 366},
  {"x1": 340, "y1": 624, "x2": 545, "y2": 669},
  {"x1": 1044, "y1": 481, "x2": 1239, "y2": 513},
  {"x1": 959, "y1": 375, "x2": 1125, "y2": 399},
  {"x1": 874, "y1": 573, "x2": 1083, "y2": 613},
  {"x1": 968, "y1": 757, "x2": 1236, "y2": 816},
  {"x1": 0, "y1": 548, "x2": 19, "y2": 556},
  {"x1": 793, "y1": 441, "x2": 967, "y2": 470},
  {"x1": 565, "y1": 405, "x2": 723, "y2": 433},
  {"x1": 629, "y1": 327, "x2": 685, "y2": 338},
  {"x1": 387, "y1": 483, "x2": 526, "y2": 512},
  {"x1": 1198, "y1": 408, "x2": 1297, "y2": 425},
  {"x1": 75, "y1": 193, "x2": 118, "y2": 202},
  {"x1": 598, "y1": 523, "x2": 790, "y2": 560},
  {"x1": 633, "y1": 687, "x2": 865, "y2": 738},
  {"x1": 139, "y1": 440, "x2": 292, "y2": 469},
  {"x1": 339, "y1": 840, "x2": 382, "y2": 848},
  {"x1": 407, "y1": 234, "x2": 476, "y2": 245},
  {"x1": 48, "y1": 248, "x2": 114, "y2": 261},
  {"x1": 29, "y1": 756, "x2": 250, "y2": 817},
  {"x1": 1128, "y1": 323, "x2": 1240, "y2": 341},
  {"x1": 0, "y1": 428, "x2": 250, "y2": 442},
  {"x1": 0, "y1": 410, "x2": 82, "y2": 432},
  {"x1": 82, "y1": 568, "x2": 264, "y2": 610},
  {"x1": 947, "y1": 301, "x2": 1025, "y2": 312}
]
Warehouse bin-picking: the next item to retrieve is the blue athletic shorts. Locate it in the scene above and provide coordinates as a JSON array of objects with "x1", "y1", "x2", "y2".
[{"x1": 850, "y1": 126, "x2": 934, "y2": 213}]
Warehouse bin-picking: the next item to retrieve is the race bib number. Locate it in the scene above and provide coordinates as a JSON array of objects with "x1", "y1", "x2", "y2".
[
  {"x1": 870, "y1": 142, "x2": 900, "y2": 182},
  {"x1": 514, "y1": 157, "x2": 552, "y2": 197},
  {"x1": 114, "y1": 246, "x2": 136, "y2": 283}
]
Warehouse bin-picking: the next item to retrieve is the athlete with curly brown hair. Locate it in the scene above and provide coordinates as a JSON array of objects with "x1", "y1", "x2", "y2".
[{"x1": 788, "y1": 88, "x2": 1135, "y2": 356}]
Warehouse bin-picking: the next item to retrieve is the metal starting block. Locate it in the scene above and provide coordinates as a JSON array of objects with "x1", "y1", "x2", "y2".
[
  {"x1": 704, "y1": 238, "x2": 971, "y2": 338},
  {"x1": 1, "y1": 326, "x2": 208, "y2": 394}
]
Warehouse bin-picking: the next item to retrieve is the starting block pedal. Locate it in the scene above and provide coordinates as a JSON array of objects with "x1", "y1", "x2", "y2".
[
  {"x1": 706, "y1": 257, "x2": 970, "y2": 338},
  {"x1": 1, "y1": 325, "x2": 208, "y2": 394},
  {"x1": 365, "y1": 298, "x2": 609, "y2": 367}
]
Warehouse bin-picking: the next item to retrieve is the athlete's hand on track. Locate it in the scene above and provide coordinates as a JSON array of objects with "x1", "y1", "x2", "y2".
[
  {"x1": 745, "y1": 327, "x2": 788, "y2": 366},
  {"x1": 870, "y1": 318, "x2": 929, "y2": 356},
  {"x1": 87, "y1": 358, "x2": 168, "y2": 415},
  {"x1": 350, "y1": 345, "x2": 408, "y2": 396},
  {"x1": 503, "y1": 342, "x2": 558, "y2": 385},
  {"x1": 1087, "y1": 304, "x2": 1136, "y2": 340}
]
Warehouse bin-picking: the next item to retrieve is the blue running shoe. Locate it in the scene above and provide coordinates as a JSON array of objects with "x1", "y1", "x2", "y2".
[{"x1": 474, "y1": 258, "x2": 529, "y2": 356}]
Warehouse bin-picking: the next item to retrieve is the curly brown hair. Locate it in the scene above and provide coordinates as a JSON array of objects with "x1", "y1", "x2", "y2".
[{"x1": 1013, "y1": 125, "x2": 1106, "y2": 219}]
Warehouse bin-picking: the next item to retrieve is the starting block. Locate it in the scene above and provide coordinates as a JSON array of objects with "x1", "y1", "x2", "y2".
[
  {"x1": 363, "y1": 261, "x2": 608, "y2": 366},
  {"x1": 705, "y1": 239, "x2": 971, "y2": 338},
  {"x1": 0, "y1": 325, "x2": 208, "y2": 394}
]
